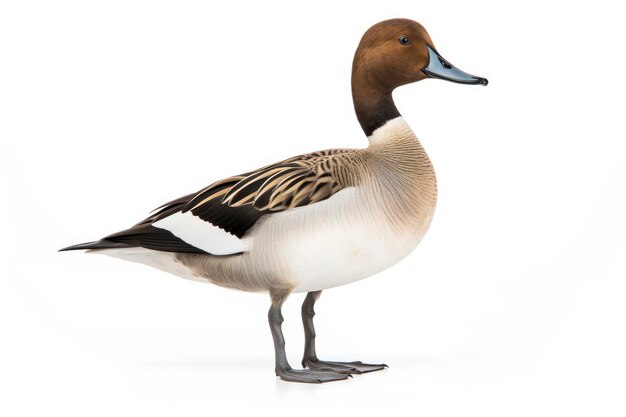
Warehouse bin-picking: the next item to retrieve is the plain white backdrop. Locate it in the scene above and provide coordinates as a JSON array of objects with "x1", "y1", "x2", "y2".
[{"x1": 1, "y1": 0, "x2": 625, "y2": 415}]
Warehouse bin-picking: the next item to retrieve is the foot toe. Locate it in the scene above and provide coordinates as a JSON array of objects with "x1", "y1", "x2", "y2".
[
  {"x1": 303, "y1": 359, "x2": 388, "y2": 374},
  {"x1": 276, "y1": 368, "x2": 352, "y2": 383}
]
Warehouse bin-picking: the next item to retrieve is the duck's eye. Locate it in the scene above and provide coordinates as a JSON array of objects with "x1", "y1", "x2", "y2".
[{"x1": 398, "y1": 36, "x2": 410, "y2": 45}]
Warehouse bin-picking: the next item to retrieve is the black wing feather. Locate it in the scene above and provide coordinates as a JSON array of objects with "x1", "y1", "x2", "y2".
[{"x1": 185, "y1": 194, "x2": 266, "y2": 238}]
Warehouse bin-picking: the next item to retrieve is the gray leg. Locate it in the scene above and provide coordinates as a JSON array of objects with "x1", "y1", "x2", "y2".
[
  {"x1": 268, "y1": 289, "x2": 350, "y2": 383},
  {"x1": 301, "y1": 291, "x2": 388, "y2": 374}
]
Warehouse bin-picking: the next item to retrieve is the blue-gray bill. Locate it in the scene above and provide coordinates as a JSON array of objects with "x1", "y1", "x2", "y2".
[{"x1": 422, "y1": 45, "x2": 488, "y2": 86}]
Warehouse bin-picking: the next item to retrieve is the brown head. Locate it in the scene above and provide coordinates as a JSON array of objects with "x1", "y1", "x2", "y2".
[{"x1": 352, "y1": 18, "x2": 487, "y2": 136}]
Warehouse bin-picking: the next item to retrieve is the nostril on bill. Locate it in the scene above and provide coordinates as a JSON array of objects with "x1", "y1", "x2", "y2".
[{"x1": 438, "y1": 58, "x2": 453, "y2": 69}]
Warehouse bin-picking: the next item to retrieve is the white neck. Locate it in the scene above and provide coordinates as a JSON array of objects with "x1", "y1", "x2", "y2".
[{"x1": 367, "y1": 117, "x2": 415, "y2": 145}]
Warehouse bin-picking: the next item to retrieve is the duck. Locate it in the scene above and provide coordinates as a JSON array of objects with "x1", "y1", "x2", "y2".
[{"x1": 61, "y1": 18, "x2": 487, "y2": 383}]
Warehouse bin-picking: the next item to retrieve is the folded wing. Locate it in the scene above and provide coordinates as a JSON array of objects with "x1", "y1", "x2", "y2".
[{"x1": 61, "y1": 149, "x2": 357, "y2": 255}]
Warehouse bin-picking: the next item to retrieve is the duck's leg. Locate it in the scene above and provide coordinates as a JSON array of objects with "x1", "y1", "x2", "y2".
[
  {"x1": 301, "y1": 291, "x2": 388, "y2": 374},
  {"x1": 268, "y1": 288, "x2": 350, "y2": 383}
]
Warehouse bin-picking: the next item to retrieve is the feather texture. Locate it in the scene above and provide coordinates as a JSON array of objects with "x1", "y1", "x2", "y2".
[
  {"x1": 67, "y1": 149, "x2": 362, "y2": 255},
  {"x1": 181, "y1": 149, "x2": 358, "y2": 236}
]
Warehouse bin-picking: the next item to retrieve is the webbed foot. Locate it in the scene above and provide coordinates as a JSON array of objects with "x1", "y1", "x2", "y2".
[
  {"x1": 302, "y1": 359, "x2": 388, "y2": 374},
  {"x1": 276, "y1": 366, "x2": 352, "y2": 383}
]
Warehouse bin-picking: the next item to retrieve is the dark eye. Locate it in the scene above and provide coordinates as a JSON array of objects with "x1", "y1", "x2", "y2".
[{"x1": 398, "y1": 36, "x2": 410, "y2": 45}]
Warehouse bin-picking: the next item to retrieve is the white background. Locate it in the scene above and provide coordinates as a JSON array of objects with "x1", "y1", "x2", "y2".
[{"x1": 1, "y1": 0, "x2": 625, "y2": 416}]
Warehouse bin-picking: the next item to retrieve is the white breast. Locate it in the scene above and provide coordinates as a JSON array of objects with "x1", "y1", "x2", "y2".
[{"x1": 249, "y1": 187, "x2": 433, "y2": 293}]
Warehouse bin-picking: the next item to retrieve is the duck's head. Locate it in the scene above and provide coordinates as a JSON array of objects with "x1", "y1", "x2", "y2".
[{"x1": 352, "y1": 18, "x2": 487, "y2": 136}]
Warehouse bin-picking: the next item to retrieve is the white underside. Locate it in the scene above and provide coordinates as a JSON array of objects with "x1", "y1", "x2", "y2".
[
  {"x1": 90, "y1": 247, "x2": 207, "y2": 283},
  {"x1": 253, "y1": 187, "x2": 428, "y2": 293}
]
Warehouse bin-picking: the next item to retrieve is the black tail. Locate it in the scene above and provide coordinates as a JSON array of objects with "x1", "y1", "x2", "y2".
[{"x1": 59, "y1": 240, "x2": 132, "y2": 252}]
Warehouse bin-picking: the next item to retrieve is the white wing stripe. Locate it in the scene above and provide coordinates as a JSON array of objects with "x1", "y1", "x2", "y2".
[{"x1": 153, "y1": 212, "x2": 246, "y2": 255}]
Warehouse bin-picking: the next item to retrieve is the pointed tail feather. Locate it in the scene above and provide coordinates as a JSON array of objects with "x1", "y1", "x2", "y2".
[{"x1": 59, "y1": 240, "x2": 132, "y2": 252}]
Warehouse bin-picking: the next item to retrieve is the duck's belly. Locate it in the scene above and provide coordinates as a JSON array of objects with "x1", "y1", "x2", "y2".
[
  {"x1": 282, "y1": 221, "x2": 423, "y2": 293},
  {"x1": 249, "y1": 187, "x2": 433, "y2": 293}
]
